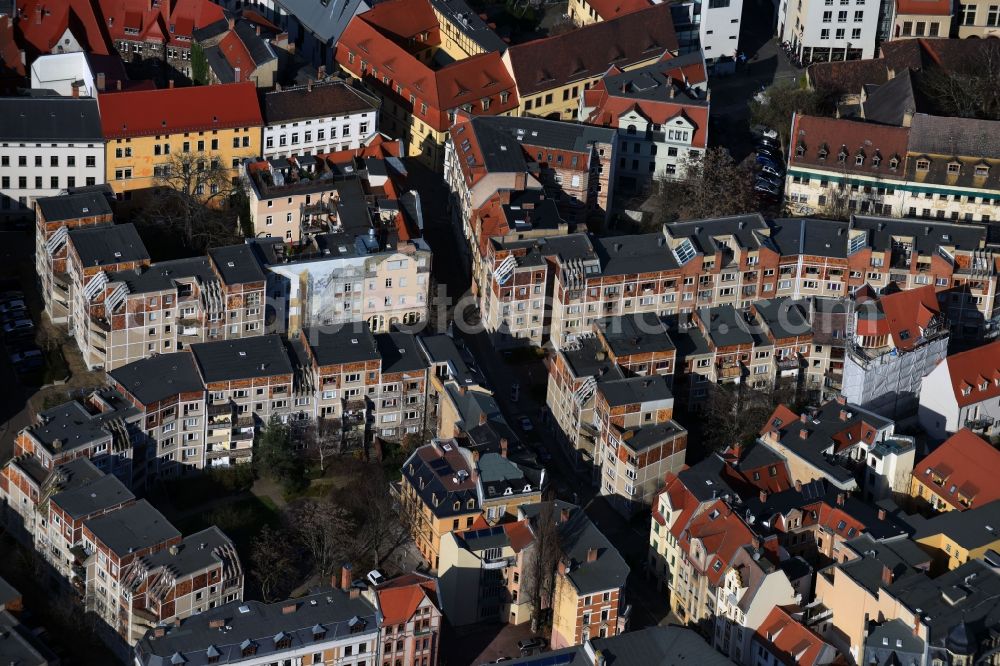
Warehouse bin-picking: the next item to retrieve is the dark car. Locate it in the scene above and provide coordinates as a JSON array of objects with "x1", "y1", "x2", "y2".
[
  {"x1": 757, "y1": 172, "x2": 783, "y2": 188},
  {"x1": 756, "y1": 144, "x2": 783, "y2": 161},
  {"x1": 755, "y1": 181, "x2": 781, "y2": 197},
  {"x1": 755, "y1": 154, "x2": 781, "y2": 171},
  {"x1": 518, "y1": 637, "x2": 546, "y2": 654}
]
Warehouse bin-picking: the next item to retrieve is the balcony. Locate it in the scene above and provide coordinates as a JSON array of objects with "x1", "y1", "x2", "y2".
[
  {"x1": 966, "y1": 416, "x2": 996, "y2": 432},
  {"x1": 717, "y1": 361, "x2": 746, "y2": 381},
  {"x1": 776, "y1": 356, "x2": 803, "y2": 375}
]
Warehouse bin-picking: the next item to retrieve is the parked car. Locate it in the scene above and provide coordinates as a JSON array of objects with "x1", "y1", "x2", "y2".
[
  {"x1": 757, "y1": 135, "x2": 780, "y2": 149},
  {"x1": 0, "y1": 299, "x2": 25, "y2": 314},
  {"x1": 757, "y1": 172, "x2": 783, "y2": 188},
  {"x1": 520, "y1": 416, "x2": 534, "y2": 432},
  {"x1": 755, "y1": 181, "x2": 781, "y2": 197},
  {"x1": 759, "y1": 163, "x2": 784, "y2": 179},
  {"x1": 510, "y1": 382, "x2": 520, "y2": 403},
  {"x1": 755, "y1": 154, "x2": 781, "y2": 171},
  {"x1": 518, "y1": 638, "x2": 546, "y2": 655},
  {"x1": 366, "y1": 569, "x2": 386, "y2": 587},
  {"x1": 0, "y1": 290, "x2": 24, "y2": 304},
  {"x1": 756, "y1": 144, "x2": 783, "y2": 160},
  {"x1": 3, "y1": 318, "x2": 33, "y2": 336},
  {"x1": 9, "y1": 348, "x2": 42, "y2": 364}
]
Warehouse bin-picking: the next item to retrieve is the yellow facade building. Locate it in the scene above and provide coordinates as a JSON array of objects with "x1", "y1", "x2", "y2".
[{"x1": 98, "y1": 83, "x2": 263, "y2": 200}]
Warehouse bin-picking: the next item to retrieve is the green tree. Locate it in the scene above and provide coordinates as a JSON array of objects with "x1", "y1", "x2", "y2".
[
  {"x1": 749, "y1": 79, "x2": 834, "y2": 148},
  {"x1": 191, "y1": 43, "x2": 209, "y2": 85}
]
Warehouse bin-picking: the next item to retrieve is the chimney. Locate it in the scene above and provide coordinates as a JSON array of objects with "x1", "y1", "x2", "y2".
[
  {"x1": 799, "y1": 429, "x2": 808, "y2": 440},
  {"x1": 479, "y1": 412, "x2": 487, "y2": 426},
  {"x1": 209, "y1": 619, "x2": 225, "y2": 628},
  {"x1": 500, "y1": 438, "x2": 508, "y2": 458},
  {"x1": 256, "y1": 24, "x2": 261, "y2": 36},
  {"x1": 836, "y1": 395, "x2": 846, "y2": 405},
  {"x1": 71, "y1": 82, "x2": 80, "y2": 97},
  {"x1": 877, "y1": 508, "x2": 887, "y2": 521},
  {"x1": 751, "y1": 535, "x2": 761, "y2": 550},
  {"x1": 340, "y1": 564, "x2": 352, "y2": 591},
  {"x1": 35, "y1": 5, "x2": 42, "y2": 24},
  {"x1": 153, "y1": 627, "x2": 166, "y2": 638},
  {"x1": 227, "y1": 15, "x2": 235, "y2": 30},
  {"x1": 282, "y1": 604, "x2": 297, "y2": 614},
  {"x1": 275, "y1": 82, "x2": 282, "y2": 91},
  {"x1": 839, "y1": 409, "x2": 849, "y2": 421},
  {"x1": 836, "y1": 492, "x2": 846, "y2": 506},
  {"x1": 96, "y1": 72, "x2": 106, "y2": 91},
  {"x1": 349, "y1": 586, "x2": 360, "y2": 599},
  {"x1": 594, "y1": 650, "x2": 606, "y2": 666},
  {"x1": 795, "y1": 479, "x2": 803, "y2": 492},
  {"x1": 558, "y1": 559, "x2": 567, "y2": 575},
  {"x1": 318, "y1": 65, "x2": 327, "y2": 79},
  {"x1": 800, "y1": 413, "x2": 807, "y2": 423},
  {"x1": 880, "y1": 565, "x2": 893, "y2": 586},
  {"x1": 307, "y1": 78, "x2": 313, "y2": 93},
  {"x1": 234, "y1": 67, "x2": 241, "y2": 83},
  {"x1": 472, "y1": 449, "x2": 481, "y2": 464},
  {"x1": 759, "y1": 489, "x2": 768, "y2": 502},
  {"x1": 913, "y1": 615, "x2": 921, "y2": 637},
  {"x1": 168, "y1": 79, "x2": 175, "y2": 89},
  {"x1": 116, "y1": 79, "x2": 122, "y2": 91},
  {"x1": 587, "y1": 547, "x2": 598, "y2": 562}
]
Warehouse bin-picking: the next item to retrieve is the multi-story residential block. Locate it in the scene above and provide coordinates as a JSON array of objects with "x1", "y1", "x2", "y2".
[
  {"x1": 568, "y1": 0, "x2": 652, "y2": 24},
  {"x1": 580, "y1": 51, "x2": 709, "y2": 194},
  {"x1": 843, "y1": 284, "x2": 950, "y2": 417},
  {"x1": 777, "y1": 0, "x2": 880, "y2": 63},
  {"x1": 758, "y1": 398, "x2": 909, "y2": 491},
  {"x1": 196, "y1": 17, "x2": 279, "y2": 87},
  {"x1": 913, "y1": 500, "x2": 1000, "y2": 574},
  {"x1": 890, "y1": 0, "x2": 953, "y2": 37},
  {"x1": 438, "y1": 518, "x2": 535, "y2": 626},
  {"x1": 66, "y1": 233, "x2": 266, "y2": 371},
  {"x1": 97, "y1": 83, "x2": 262, "y2": 200},
  {"x1": 919, "y1": 339, "x2": 1000, "y2": 440},
  {"x1": 261, "y1": 80, "x2": 379, "y2": 159},
  {"x1": 335, "y1": 0, "x2": 517, "y2": 166},
  {"x1": 956, "y1": 0, "x2": 1000, "y2": 35},
  {"x1": 785, "y1": 113, "x2": 1000, "y2": 225},
  {"x1": 503, "y1": 4, "x2": 679, "y2": 120},
  {"x1": 34, "y1": 187, "x2": 115, "y2": 324},
  {"x1": 751, "y1": 606, "x2": 840, "y2": 666},
  {"x1": 446, "y1": 113, "x2": 618, "y2": 239},
  {"x1": 0, "y1": 96, "x2": 104, "y2": 220},
  {"x1": 908, "y1": 428, "x2": 1000, "y2": 513},
  {"x1": 372, "y1": 572, "x2": 442, "y2": 666},
  {"x1": 134, "y1": 583, "x2": 379, "y2": 666}
]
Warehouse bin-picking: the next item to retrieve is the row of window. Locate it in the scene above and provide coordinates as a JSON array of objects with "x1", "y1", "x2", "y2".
[
  {"x1": 818, "y1": 27, "x2": 863, "y2": 38},
  {"x1": 265, "y1": 124, "x2": 368, "y2": 149},
  {"x1": 820, "y1": 9, "x2": 865, "y2": 21},
  {"x1": 959, "y1": 3, "x2": 1000, "y2": 25},
  {"x1": 1, "y1": 175, "x2": 96, "y2": 190}
]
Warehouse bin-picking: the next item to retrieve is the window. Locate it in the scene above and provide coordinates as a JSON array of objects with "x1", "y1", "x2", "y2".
[
  {"x1": 823, "y1": 9, "x2": 832, "y2": 20},
  {"x1": 836, "y1": 27, "x2": 845, "y2": 37},
  {"x1": 821, "y1": 28, "x2": 830, "y2": 38},
  {"x1": 961, "y1": 3, "x2": 977, "y2": 22},
  {"x1": 916, "y1": 159, "x2": 930, "y2": 171},
  {"x1": 838, "y1": 10, "x2": 847, "y2": 20}
]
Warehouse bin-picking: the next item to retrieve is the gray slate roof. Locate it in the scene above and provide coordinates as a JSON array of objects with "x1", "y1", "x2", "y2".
[
  {"x1": 507, "y1": 626, "x2": 731, "y2": 666},
  {"x1": 191, "y1": 335, "x2": 294, "y2": 383},
  {"x1": 84, "y1": 500, "x2": 180, "y2": 557},
  {"x1": 862, "y1": 69, "x2": 917, "y2": 127},
  {"x1": 51, "y1": 461, "x2": 134, "y2": 520},
  {"x1": 69, "y1": 223, "x2": 149, "y2": 267},
  {"x1": 375, "y1": 331, "x2": 428, "y2": 374},
  {"x1": 0, "y1": 610, "x2": 58, "y2": 666},
  {"x1": 141, "y1": 527, "x2": 234, "y2": 577},
  {"x1": 135, "y1": 587, "x2": 377, "y2": 666},
  {"x1": 595, "y1": 313, "x2": 675, "y2": 357},
  {"x1": 908, "y1": 113, "x2": 1000, "y2": 160},
  {"x1": 0, "y1": 96, "x2": 103, "y2": 141},
  {"x1": 28, "y1": 389, "x2": 140, "y2": 454},
  {"x1": 108, "y1": 257, "x2": 218, "y2": 294},
  {"x1": 209, "y1": 244, "x2": 266, "y2": 284},
  {"x1": 36, "y1": 190, "x2": 112, "y2": 222},
  {"x1": 303, "y1": 323, "x2": 380, "y2": 367},
  {"x1": 274, "y1": 0, "x2": 370, "y2": 43},
  {"x1": 912, "y1": 500, "x2": 1000, "y2": 550},
  {"x1": 110, "y1": 352, "x2": 205, "y2": 405},
  {"x1": 597, "y1": 374, "x2": 672, "y2": 407}
]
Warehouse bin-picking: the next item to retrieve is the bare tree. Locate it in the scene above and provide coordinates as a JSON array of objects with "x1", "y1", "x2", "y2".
[
  {"x1": 523, "y1": 503, "x2": 563, "y2": 632},
  {"x1": 138, "y1": 150, "x2": 242, "y2": 250},
  {"x1": 285, "y1": 497, "x2": 357, "y2": 579},
  {"x1": 299, "y1": 418, "x2": 343, "y2": 473},
  {"x1": 701, "y1": 384, "x2": 779, "y2": 452},
  {"x1": 343, "y1": 465, "x2": 413, "y2": 571},
  {"x1": 648, "y1": 147, "x2": 758, "y2": 228},
  {"x1": 918, "y1": 42, "x2": 1000, "y2": 120},
  {"x1": 250, "y1": 524, "x2": 298, "y2": 602}
]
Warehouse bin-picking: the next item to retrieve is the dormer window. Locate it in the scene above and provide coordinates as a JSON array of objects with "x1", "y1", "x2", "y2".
[
  {"x1": 453, "y1": 501, "x2": 460, "y2": 511},
  {"x1": 481, "y1": 97, "x2": 491, "y2": 111},
  {"x1": 467, "y1": 499, "x2": 475, "y2": 509},
  {"x1": 855, "y1": 151, "x2": 865, "y2": 166},
  {"x1": 838, "y1": 146, "x2": 848, "y2": 163},
  {"x1": 500, "y1": 91, "x2": 510, "y2": 104},
  {"x1": 818, "y1": 144, "x2": 829, "y2": 160},
  {"x1": 916, "y1": 159, "x2": 930, "y2": 172},
  {"x1": 889, "y1": 156, "x2": 899, "y2": 170},
  {"x1": 872, "y1": 153, "x2": 882, "y2": 167},
  {"x1": 963, "y1": 386, "x2": 972, "y2": 396},
  {"x1": 947, "y1": 162, "x2": 961, "y2": 175},
  {"x1": 975, "y1": 164, "x2": 990, "y2": 177},
  {"x1": 981, "y1": 381, "x2": 989, "y2": 391},
  {"x1": 795, "y1": 142, "x2": 806, "y2": 157}
]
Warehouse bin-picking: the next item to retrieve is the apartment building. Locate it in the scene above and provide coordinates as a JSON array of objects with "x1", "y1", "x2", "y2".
[
  {"x1": 438, "y1": 519, "x2": 535, "y2": 626},
  {"x1": 261, "y1": 80, "x2": 380, "y2": 159},
  {"x1": 594, "y1": 374, "x2": 687, "y2": 516},
  {"x1": 913, "y1": 501, "x2": 1000, "y2": 574},
  {"x1": 34, "y1": 187, "x2": 115, "y2": 324},
  {"x1": 890, "y1": 0, "x2": 953, "y2": 37},
  {"x1": 97, "y1": 83, "x2": 262, "y2": 200},
  {"x1": 579, "y1": 51, "x2": 710, "y2": 194},
  {"x1": 919, "y1": 339, "x2": 1000, "y2": 440},
  {"x1": 504, "y1": 4, "x2": 680, "y2": 119},
  {"x1": 0, "y1": 96, "x2": 105, "y2": 220},
  {"x1": 373, "y1": 573, "x2": 442, "y2": 666},
  {"x1": 843, "y1": 285, "x2": 950, "y2": 417},
  {"x1": 957, "y1": 0, "x2": 1000, "y2": 35},
  {"x1": 66, "y1": 232, "x2": 266, "y2": 371},
  {"x1": 134, "y1": 585, "x2": 379, "y2": 666},
  {"x1": 785, "y1": 113, "x2": 1000, "y2": 224},
  {"x1": 446, "y1": 113, "x2": 618, "y2": 237},
  {"x1": 909, "y1": 429, "x2": 1000, "y2": 513},
  {"x1": 568, "y1": 0, "x2": 652, "y2": 24},
  {"x1": 335, "y1": 0, "x2": 518, "y2": 166},
  {"x1": 523, "y1": 501, "x2": 629, "y2": 648},
  {"x1": 777, "y1": 0, "x2": 880, "y2": 63}
]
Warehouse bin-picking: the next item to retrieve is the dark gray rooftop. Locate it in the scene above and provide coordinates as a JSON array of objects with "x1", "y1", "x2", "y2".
[
  {"x1": 850, "y1": 215, "x2": 986, "y2": 254},
  {"x1": 27, "y1": 390, "x2": 140, "y2": 454},
  {"x1": 142, "y1": 527, "x2": 234, "y2": 576},
  {"x1": 620, "y1": 420, "x2": 687, "y2": 453},
  {"x1": 303, "y1": 324, "x2": 379, "y2": 367},
  {"x1": 110, "y1": 352, "x2": 205, "y2": 405},
  {"x1": 753, "y1": 298, "x2": 813, "y2": 341},
  {"x1": 429, "y1": 0, "x2": 508, "y2": 52},
  {"x1": 84, "y1": 500, "x2": 180, "y2": 557},
  {"x1": 0, "y1": 96, "x2": 102, "y2": 141},
  {"x1": 262, "y1": 79, "x2": 377, "y2": 125},
  {"x1": 69, "y1": 223, "x2": 149, "y2": 268},
  {"x1": 418, "y1": 334, "x2": 482, "y2": 387},
  {"x1": 862, "y1": 69, "x2": 916, "y2": 126},
  {"x1": 667, "y1": 213, "x2": 771, "y2": 255},
  {"x1": 235, "y1": 19, "x2": 277, "y2": 66},
  {"x1": 598, "y1": 374, "x2": 673, "y2": 407},
  {"x1": 521, "y1": 500, "x2": 629, "y2": 595},
  {"x1": 562, "y1": 336, "x2": 625, "y2": 381},
  {"x1": 375, "y1": 331, "x2": 428, "y2": 375},
  {"x1": 770, "y1": 218, "x2": 849, "y2": 259},
  {"x1": 596, "y1": 313, "x2": 675, "y2": 357},
  {"x1": 838, "y1": 534, "x2": 931, "y2": 594},
  {"x1": 0, "y1": 610, "x2": 59, "y2": 666},
  {"x1": 191, "y1": 335, "x2": 294, "y2": 383},
  {"x1": 507, "y1": 626, "x2": 731, "y2": 666},
  {"x1": 467, "y1": 115, "x2": 616, "y2": 174},
  {"x1": 698, "y1": 305, "x2": 757, "y2": 348},
  {"x1": 109, "y1": 257, "x2": 218, "y2": 294},
  {"x1": 0, "y1": 577, "x2": 19, "y2": 610},
  {"x1": 51, "y1": 462, "x2": 134, "y2": 520},
  {"x1": 209, "y1": 244, "x2": 266, "y2": 284},
  {"x1": 36, "y1": 190, "x2": 112, "y2": 222},
  {"x1": 598, "y1": 51, "x2": 708, "y2": 105},
  {"x1": 135, "y1": 587, "x2": 377, "y2": 666},
  {"x1": 594, "y1": 233, "x2": 677, "y2": 276},
  {"x1": 908, "y1": 113, "x2": 1000, "y2": 161},
  {"x1": 912, "y1": 500, "x2": 1000, "y2": 550},
  {"x1": 273, "y1": 0, "x2": 369, "y2": 43}
]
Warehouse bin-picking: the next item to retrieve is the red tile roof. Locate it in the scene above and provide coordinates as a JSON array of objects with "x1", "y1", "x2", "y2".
[
  {"x1": 895, "y1": 0, "x2": 951, "y2": 15},
  {"x1": 760, "y1": 405, "x2": 800, "y2": 437},
  {"x1": 375, "y1": 572, "x2": 439, "y2": 626},
  {"x1": 678, "y1": 500, "x2": 755, "y2": 585},
  {"x1": 916, "y1": 429, "x2": 1000, "y2": 511},
  {"x1": 360, "y1": 0, "x2": 439, "y2": 39},
  {"x1": 335, "y1": 1, "x2": 518, "y2": 133},
  {"x1": 218, "y1": 30, "x2": 255, "y2": 77},
  {"x1": 98, "y1": 82, "x2": 263, "y2": 138},
  {"x1": 98, "y1": 0, "x2": 224, "y2": 44},
  {"x1": 506, "y1": 4, "x2": 678, "y2": 96},
  {"x1": 0, "y1": 16, "x2": 26, "y2": 92},
  {"x1": 877, "y1": 285, "x2": 940, "y2": 350},
  {"x1": 17, "y1": 0, "x2": 114, "y2": 57},
  {"x1": 789, "y1": 114, "x2": 909, "y2": 180},
  {"x1": 584, "y1": 0, "x2": 654, "y2": 20},
  {"x1": 754, "y1": 606, "x2": 831, "y2": 666},
  {"x1": 942, "y1": 340, "x2": 1000, "y2": 408}
]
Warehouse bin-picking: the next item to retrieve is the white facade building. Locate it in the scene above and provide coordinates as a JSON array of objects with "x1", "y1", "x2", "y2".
[
  {"x1": 0, "y1": 97, "x2": 105, "y2": 220},
  {"x1": 918, "y1": 339, "x2": 1000, "y2": 441},
  {"x1": 778, "y1": 0, "x2": 880, "y2": 63},
  {"x1": 30, "y1": 52, "x2": 97, "y2": 97},
  {"x1": 261, "y1": 80, "x2": 379, "y2": 159}
]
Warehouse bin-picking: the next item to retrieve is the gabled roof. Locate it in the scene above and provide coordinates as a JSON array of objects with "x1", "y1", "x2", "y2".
[
  {"x1": 895, "y1": 0, "x2": 951, "y2": 15},
  {"x1": 98, "y1": 0, "x2": 225, "y2": 45},
  {"x1": 753, "y1": 606, "x2": 832, "y2": 666},
  {"x1": 17, "y1": 0, "x2": 114, "y2": 57},
  {"x1": 855, "y1": 284, "x2": 940, "y2": 351},
  {"x1": 678, "y1": 499, "x2": 758, "y2": 585},
  {"x1": 583, "y1": 0, "x2": 653, "y2": 18},
  {"x1": 915, "y1": 429, "x2": 1000, "y2": 511},
  {"x1": 274, "y1": 0, "x2": 369, "y2": 43},
  {"x1": 788, "y1": 114, "x2": 909, "y2": 180},
  {"x1": 940, "y1": 340, "x2": 1000, "y2": 408},
  {"x1": 506, "y1": 4, "x2": 678, "y2": 96},
  {"x1": 98, "y1": 82, "x2": 263, "y2": 138},
  {"x1": 0, "y1": 96, "x2": 103, "y2": 142},
  {"x1": 375, "y1": 573, "x2": 439, "y2": 626}
]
